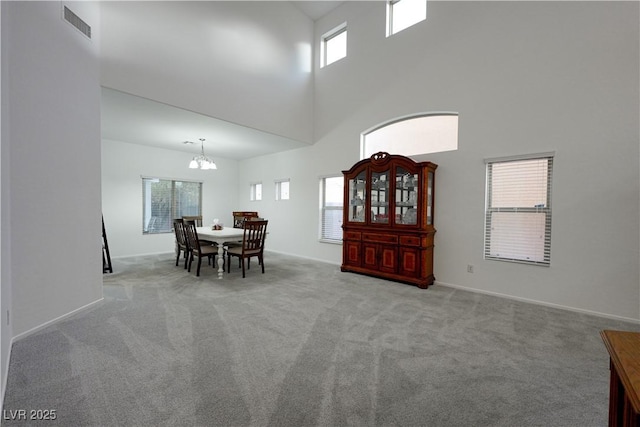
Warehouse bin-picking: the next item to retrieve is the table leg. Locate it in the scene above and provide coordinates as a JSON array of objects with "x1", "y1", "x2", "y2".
[{"x1": 216, "y1": 243, "x2": 225, "y2": 279}]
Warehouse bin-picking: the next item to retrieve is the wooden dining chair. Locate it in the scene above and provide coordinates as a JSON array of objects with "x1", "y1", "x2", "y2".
[
  {"x1": 173, "y1": 218, "x2": 190, "y2": 269},
  {"x1": 183, "y1": 215, "x2": 215, "y2": 262},
  {"x1": 232, "y1": 211, "x2": 259, "y2": 228},
  {"x1": 226, "y1": 211, "x2": 260, "y2": 249},
  {"x1": 182, "y1": 215, "x2": 203, "y2": 226},
  {"x1": 183, "y1": 220, "x2": 218, "y2": 277},
  {"x1": 225, "y1": 220, "x2": 268, "y2": 278}
]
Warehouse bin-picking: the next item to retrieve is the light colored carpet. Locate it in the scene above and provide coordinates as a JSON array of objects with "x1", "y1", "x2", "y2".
[{"x1": 3, "y1": 252, "x2": 638, "y2": 426}]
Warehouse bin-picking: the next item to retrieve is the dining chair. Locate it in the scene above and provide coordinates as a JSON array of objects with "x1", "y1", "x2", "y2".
[
  {"x1": 173, "y1": 218, "x2": 190, "y2": 269},
  {"x1": 183, "y1": 220, "x2": 218, "y2": 277},
  {"x1": 182, "y1": 215, "x2": 203, "y2": 226},
  {"x1": 226, "y1": 211, "x2": 260, "y2": 249},
  {"x1": 183, "y1": 215, "x2": 214, "y2": 262},
  {"x1": 225, "y1": 220, "x2": 268, "y2": 278},
  {"x1": 232, "y1": 211, "x2": 259, "y2": 228}
]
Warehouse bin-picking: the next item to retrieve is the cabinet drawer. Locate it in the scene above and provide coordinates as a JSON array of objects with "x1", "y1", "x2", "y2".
[
  {"x1": 399, "y1": 236, "x2": 421, "y2": 247},
  {"x1": 344, "y1": 231, "x2": 362, "y2": 241},
  {"x1": 363, "y1": 233, "x2": 398, "y2": 244}
]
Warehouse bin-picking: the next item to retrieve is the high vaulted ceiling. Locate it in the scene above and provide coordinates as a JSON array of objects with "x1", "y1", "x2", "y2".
[{"x1": 101, "y1": 1, "x2": 345, "y2": 160}]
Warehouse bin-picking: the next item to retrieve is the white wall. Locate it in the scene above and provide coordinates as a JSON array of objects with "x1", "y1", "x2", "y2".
[
  {"x1": 100, "y1": 1, "x2": 315, "y2": 144},
  {"x1": 102, "y1": 139, "x2": 239, "y2": 258},
  {"x1": 239, "y1": 1, "x2": 640, "y2": 320},
  {"x1": 2, "y1": 0, "x2": 103, "y2": 345}
]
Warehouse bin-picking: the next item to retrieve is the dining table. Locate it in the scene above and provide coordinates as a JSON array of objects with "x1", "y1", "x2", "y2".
[{"x1": 196, "y1": 226, "x2": 244, "y2": 279}]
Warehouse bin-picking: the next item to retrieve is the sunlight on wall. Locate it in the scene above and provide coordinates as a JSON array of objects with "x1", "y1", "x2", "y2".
[{"x1": 208, "y1": 21, "x2": 289, "y2": 75}]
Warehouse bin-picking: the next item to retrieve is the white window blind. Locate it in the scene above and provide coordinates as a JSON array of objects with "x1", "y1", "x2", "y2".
[
  {"x1": 319, "y1": 176, "x2": 344, "y2": 243},
  {"x1": 484, "y1": 155, "x2": 553, "y2": 266}
]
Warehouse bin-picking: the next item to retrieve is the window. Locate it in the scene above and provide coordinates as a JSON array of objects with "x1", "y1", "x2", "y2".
[
  {"x1": 142, "y1": 177, "x2": 202, "y2": 234},
  {"x1": 361, "y1": 113, "x2": 458, "y2": 159},
  {"x1": 275, "y1": 179, "x2": 290, "y2": 200},
  {"x1": 250, "y1": 182, "x2": 262, "y2": 201},
  {"x1": 319, "y1": 176, "x2": 344, "y2": 243},
  {"x1": 387, "y1": 0, "x2": 427, "y2": 37},
  {"x1": 484, "y1": 154, "x2": 554, "y2": 266},
  {"x1": 321, "y1": 23, "x2": 347, "y2": 67}
]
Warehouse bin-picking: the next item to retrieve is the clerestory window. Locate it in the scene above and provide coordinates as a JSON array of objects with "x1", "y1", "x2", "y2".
[
  {"x1": 361, "y1": 113, "x2": 458, "y2": 159},
  {"x1": 321, "y1": 23, "x2": 347, "y2": 67},
  {"x1": 387, "y1": 0, "x2": 427, "y2": 37}
]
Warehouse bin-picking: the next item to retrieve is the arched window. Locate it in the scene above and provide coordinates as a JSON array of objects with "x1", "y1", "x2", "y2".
[{"x1": 361, "y1": 112, "x2": 458, "y2": 159}]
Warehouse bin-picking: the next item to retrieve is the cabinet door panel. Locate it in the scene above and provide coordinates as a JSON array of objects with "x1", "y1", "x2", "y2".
[
  {"x1": 379, "y1": 246, "x2": 398, "y2": 273},
  {"x1": 344, "y1": 241, "x2": 361, "y2": 267},
  {"x1": 400, "y1": 247, "x2": 420, "y2": 278},
  {"x1": 363, "y1": 244, "x2": 379, "y2": 269}
]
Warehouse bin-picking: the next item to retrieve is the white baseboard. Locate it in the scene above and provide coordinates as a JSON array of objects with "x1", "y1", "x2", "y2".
[
  {"x1": 11, "y1": 298, "x2": 104, "y2": 343},
  {"x1": 2, "y1": 297, "x2": 104, "y2": 410},
  {"x1": 435, "y1": 280, "x2": 640, "y2": 324},
  {"x1": 111, "y1": 251, "x2": 173, "y2": 260}
]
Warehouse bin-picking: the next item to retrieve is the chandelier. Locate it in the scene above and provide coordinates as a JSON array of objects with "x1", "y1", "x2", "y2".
[{"x1": 188, "y1": 138, "x2": 217, "y2": 170}]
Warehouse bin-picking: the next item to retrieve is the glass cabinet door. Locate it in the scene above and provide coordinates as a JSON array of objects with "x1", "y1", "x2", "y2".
[
  {"x1": 370, "y1": 169, "x2": 389, "y2": 224},
  {"x1": 395, "y1": 167, "x2": 419, "y2": 225},
  {"x1": 347, "y1": 171, "x2": 367, "y2": 222}
]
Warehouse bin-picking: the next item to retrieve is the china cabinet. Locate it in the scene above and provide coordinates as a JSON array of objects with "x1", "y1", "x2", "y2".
[{"x1": 341, "y1": 152, "x2": 437, "y2": 288}]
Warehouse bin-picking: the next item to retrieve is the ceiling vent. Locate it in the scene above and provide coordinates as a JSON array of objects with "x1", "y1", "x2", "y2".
[{"x1": 63, "y1": 6, "x2": 91, "y2": 39}]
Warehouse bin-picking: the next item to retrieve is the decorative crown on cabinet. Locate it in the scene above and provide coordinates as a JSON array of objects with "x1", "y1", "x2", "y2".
[{"x1": 341, "y1": 152, "x2": 437, "y2": 289}]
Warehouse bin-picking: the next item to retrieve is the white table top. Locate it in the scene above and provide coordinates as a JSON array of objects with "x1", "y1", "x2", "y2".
[{"x1": 196, "y1": 226, "x2": 244, "y2": 242}]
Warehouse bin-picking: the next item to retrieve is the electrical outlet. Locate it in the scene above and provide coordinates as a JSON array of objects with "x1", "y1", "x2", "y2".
[{"x1": 467, "y1": 264, "x2": 474, "y2": 273}]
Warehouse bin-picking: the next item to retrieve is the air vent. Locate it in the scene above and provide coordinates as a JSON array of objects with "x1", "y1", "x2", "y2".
[{"x1": 63, "y1": 6, "x2": 91, "y2": 39}]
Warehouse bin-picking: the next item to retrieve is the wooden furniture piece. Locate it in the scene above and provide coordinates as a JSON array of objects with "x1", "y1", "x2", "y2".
[
  {"x1": 102, "y1": 216, "x2": 112, "y2": 274},
  {"x1": 232, "y1": 211, "x2": 259, "y2": 228},
  {"x1": 601, "y1": 330, "x2": 640, "y2": 427},
  {"x1": 225, "y1": 220, "x2": 268, "y2": 278},
  {"x1": 182, "y1": 215, "x2": 204, "y2": 226},
  {"x1": 341, "y1": 152, "x2": 437, "y2": 289},
  {"x1": 172, "y1": 218, "x2": 189, "y2": 269},
  {"x1": 183, "y1": 215, "x2": 214, "y2": 255},
  {"x1": 183, "y1": 220, "x2": 218, "y2": 277},
  {"x1": 196, "y1": 227, "x2": 247, "y2": 279},
  {"x1": 225, "y1": 211, "x2": 260, "y2": 248}
]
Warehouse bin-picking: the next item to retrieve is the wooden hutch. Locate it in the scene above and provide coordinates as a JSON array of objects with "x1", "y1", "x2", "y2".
[{"x1": 341, "y1": 152, "x2": 437, "y2": 289}]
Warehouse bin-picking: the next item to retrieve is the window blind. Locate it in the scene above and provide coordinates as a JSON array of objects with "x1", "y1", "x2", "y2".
[
  {"x1": 320, "y1": 176, "x2": 344, "y2": 242},
  {"x1": 142, "y1": 178, "x2": 202, "y2": 234},
  {"x1": 484, "y1": 156, "x2": 553, "y2": 266}
]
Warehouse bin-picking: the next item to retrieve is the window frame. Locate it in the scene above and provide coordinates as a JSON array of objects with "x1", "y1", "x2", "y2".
[
  {"x1": 386, "y1": 0, "x2": 427, "y2": 37},
  {"x1": 319, "y1": 175, "x2": 344, "y2": 244},
  {"x1": 484, "y1": 153, "x2": 554, "y2": 266},
  {"x1": 250, "y1": 182, "x2": 262, "y2": 201},
  {"x1": 321, "y1": 22, "x2": 347, "y2": 68},
  {"x1": 142, "y1": 177, "x2": 203, "y2": 235},
  {"x1": 275, "y1": 178, "x2": 290, "y2": 201}
]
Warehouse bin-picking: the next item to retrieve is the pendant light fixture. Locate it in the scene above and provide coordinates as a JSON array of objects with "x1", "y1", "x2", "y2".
[{"x1": 188, "y1": 138, "x2": 217, "y2": 170}]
